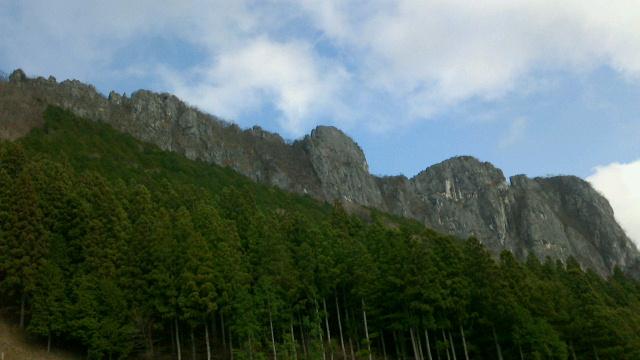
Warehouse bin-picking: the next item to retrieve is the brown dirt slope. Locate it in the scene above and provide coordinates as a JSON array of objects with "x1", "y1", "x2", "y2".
[{"x1": 0, "y1": 318, "x2": 79, "y2": 360}]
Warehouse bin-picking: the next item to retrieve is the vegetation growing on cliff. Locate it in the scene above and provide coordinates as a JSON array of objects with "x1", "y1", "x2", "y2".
[{"x1": 1, "y1": 107, "x2": 640, "y2": 359}]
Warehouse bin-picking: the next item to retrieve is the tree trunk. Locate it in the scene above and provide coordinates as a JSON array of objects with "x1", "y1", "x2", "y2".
[
  {"x1": 442, "y1": 330, "x2": 450, "y2": 360},
  {"x1": 361, "y1": 299, "x2": 372, "y2": 360},
  {"x1": 171, "y1": 319, "x2": 176, "y2": 356},
  {"x1": 269, "y1": 307, "x2": 278, "y2": 360},
  {"x1": 248, "y1": 333, "x2": 254, "y2": 360},
  {"x1": 221, "y1": 312, "x2": 227, "y2": 350},
  {"x1": 323, "y1": 298, "x2": 333, "y2": 360},
  {"x1": 593, "y1": 345, "x2": 600, "y2": 360},
  {"x1": 424, "y1": 329, "x2": 433, "y2": 360},
  {"x1": 47, "y1": 333, "x2": 51, "y2": 353},
  {"x1": 175, "y1": 318, "x2": 182, "y2": 360},
  {"x1": 448, "y1": 331, "x2": 457, "y2": 360},
  {"x1": 570, "y1": 342, "x2": 577, "y2": 360},
  {"x1": 400, "y1": 331, "x2": 407, "y2": 360},
  {"x1": 205, "y1": 322, "x2": 212, "y2": 360},
  {"x1": 345, "y1": 294, "x2": 359, "y2": 355},
  {"x1": 519, "y1": 345, "x2": 524, "y2": 360},
  {"x1": 315, "y1": 298, "x2": 326, "y2": 360},
  {"x1": 212, "y1": 317, "x2": 217, "y2": 347},
  {"x1": 191, "y1": 327, "x2": 196, "y2": 360},
  {"x1": 291, "y1": 321, "x2": 298, "y2": 360},
  {"x1": 380, "y1": 330, "x2": 387, "y2": 360},
  {"x1": 459, "y1": 326, "x2": 468, "y2": 360},
  {"x1": 149, "y1": 323, "x2": 155, "y2": 356},
  {"x1": 229, "y1": 330, "x2": 234, "y2": 360},
  {"x1": 19, "y1": 292, "x2": 26, "y2": 328},
  {"x1": 335, "y1": 294, "x2": 347, "y2": 359},
  {"x1": 393, "y1": 331, "x2": 401, "y2": 359},
  {"x1": 410, "y1": 328, "x2": 420, "y2": 360},
  {"x1": 298, "y1": 312, "x2": 308, "y2": 360},
  {"x1": 349, "y1": 337, "x2": 356, "y2": 360},
  {"x1": 492, "y1": 326, "x2": 503, "y2": 360},
  {"x1": 417, "y1": 328, "x2": 425, "y2": 360}
]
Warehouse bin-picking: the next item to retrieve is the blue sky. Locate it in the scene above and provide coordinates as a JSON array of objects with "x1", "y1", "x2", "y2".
[{"x1": 1, "y1": 0, "x2": 640, "y2": 242}]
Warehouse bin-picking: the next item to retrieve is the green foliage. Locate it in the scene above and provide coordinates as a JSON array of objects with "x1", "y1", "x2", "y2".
[
  {"x1": 28, "y1": 261, "x2": 68, "y2": 340},
  {"x1": 0, "y1": 159, "x2": 48, "y2": 303},
  {"x1": 1, "y1": 106, "x2": 640, "y2": 359}
]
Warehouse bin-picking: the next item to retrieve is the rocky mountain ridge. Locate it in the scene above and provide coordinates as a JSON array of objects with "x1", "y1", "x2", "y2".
[{"x1": 1, "y1": 69, "x2": 637, "y2": 275}]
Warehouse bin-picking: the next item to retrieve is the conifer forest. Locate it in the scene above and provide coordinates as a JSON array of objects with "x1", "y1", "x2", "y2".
[{"x1": 2, "y1": 107, "x2": 640, "y2": 359}]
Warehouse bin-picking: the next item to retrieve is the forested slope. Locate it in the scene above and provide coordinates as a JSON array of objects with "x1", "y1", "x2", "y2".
[
  {"x1": 1, "y1": 107, "x2": 640, "y2": 359},
  {"x1": 3, "y1": 71, "x2": 637, "y2": 276}
]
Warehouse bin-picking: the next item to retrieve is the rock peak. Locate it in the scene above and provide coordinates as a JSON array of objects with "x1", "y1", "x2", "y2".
[
  {"x1": 303, "y1": 124, "x2": 384, "y2": 206},
  {"x1": 310, "y1": 125, "x2": 351, "y2": 141},
  {"x1": 437, "y1": 155, "x2": 497, "y2": 169},
  {"x1": 9, "y1": 69, "x2": 27, "y2": 83},
  {"x1": 305, "y1": 125, "x2": 367, "y2": 171},
  {"x1": 415, "y1": 155, "x2": 506, "y2": 184}
]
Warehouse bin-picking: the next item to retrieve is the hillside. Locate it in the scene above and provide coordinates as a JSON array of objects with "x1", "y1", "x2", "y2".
[
  {"x1": 1, "y1": 107, "x2": 640, "y2": 359},
  {"x1": 0, "y1": 315, "x2": 79, "y2": 360},
  {"x1": 1, "y1": 70, "x2": 638, "y2": 276}
]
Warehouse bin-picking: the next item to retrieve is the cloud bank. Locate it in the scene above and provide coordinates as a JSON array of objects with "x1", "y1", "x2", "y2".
[
  {"x1": 588, "y1": 160, "x2": 640, "y2": 245},
  {"x1": 2, "y1": 0, "x2": 640, "y2": 135}
]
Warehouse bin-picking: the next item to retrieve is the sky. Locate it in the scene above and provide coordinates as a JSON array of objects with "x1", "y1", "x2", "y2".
[{"x1": 1, "y1": 0, "x2": 639, "y2": 243}]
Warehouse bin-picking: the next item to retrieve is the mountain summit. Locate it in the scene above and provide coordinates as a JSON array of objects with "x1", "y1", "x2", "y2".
[{"x1": 1, "y1": 69, "x2": 637, "y2": 275}]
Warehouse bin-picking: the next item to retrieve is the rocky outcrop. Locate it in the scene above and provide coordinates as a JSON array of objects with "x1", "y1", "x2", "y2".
[
  {"x1": 508, "y1": 175, "x2": 638, "y2": 274},
  {"x1": 303, "y1": 126, "x2": 384, "y2": 207},
  {"x1": 377, "y1": 157, "x2": 638, "y2": 275},
  {"x1": 2, "y1": 69, "x2": 637, "y2": 276}
]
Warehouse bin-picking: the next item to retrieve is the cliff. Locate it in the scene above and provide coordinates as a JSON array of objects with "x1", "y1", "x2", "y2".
[{"x1": 1, "y1": 69, "x2": 637, "y2": 275}]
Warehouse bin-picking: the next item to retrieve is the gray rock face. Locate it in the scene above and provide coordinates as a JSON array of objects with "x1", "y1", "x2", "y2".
[
  {"x1": 408, "y1": 157, "x2": 512, "y2": 253},
  {"x1": 2, "y1": 69, "x2": 638, "y2": 275},
  {"x1": 507, "y1": 175, "x2": 638, "y2": 274},
  {"x1": 303, "y1": 126, "x2": 384, "y2": 207}
]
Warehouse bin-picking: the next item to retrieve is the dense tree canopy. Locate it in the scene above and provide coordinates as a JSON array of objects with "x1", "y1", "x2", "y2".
[{"x1": 1, "y1": 107, "x2": 640, "y2": 359}]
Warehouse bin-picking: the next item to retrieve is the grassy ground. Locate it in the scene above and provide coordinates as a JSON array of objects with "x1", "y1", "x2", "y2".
[{"x1": 0, "y1": 316, "x2": 79, "y2": 360}]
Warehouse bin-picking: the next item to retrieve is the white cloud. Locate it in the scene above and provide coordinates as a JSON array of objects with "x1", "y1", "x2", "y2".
[
  {"x1": 499, "y1": 117, "x2": 527, "y2": 149},
  {"x1": 0, "y1": 0, "x2": 256, "y2": 79},
  {"x1": 588, "y1": 160, "x2": 640, "y2": 245},
  {"x1": 3, "y1": 0, "x2": 640, "y2": 133},
  {"x1": 162, "y1": 38, "x2": 349, "y2": 135},
  {"x1": 299, "y1": 0, "x2": 640, "y2": 119},
  {"x1": 0, "y1": 0, "x2": 352, "y2": 136}
]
